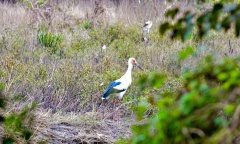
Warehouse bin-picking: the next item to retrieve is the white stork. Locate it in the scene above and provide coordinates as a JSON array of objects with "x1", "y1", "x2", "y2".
[
  {"x1": 143, "y1": 21, "x2": 152, "y2": 34},
  {"x1": 101, "y1": 58, "x2": 143, "y2": 119},
  {"x1": 142, "y1": 21, "x2": 152, "y2": 44}
]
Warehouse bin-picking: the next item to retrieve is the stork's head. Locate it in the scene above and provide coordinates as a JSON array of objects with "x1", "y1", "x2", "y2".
[{"x1": 128, "y1": 58, "x2": 143, "y2": 70}]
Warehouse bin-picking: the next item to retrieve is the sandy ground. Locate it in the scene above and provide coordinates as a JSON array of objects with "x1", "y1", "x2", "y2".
[{"x1": 31, "y1": 110, "x2": 135, "y2": 144}]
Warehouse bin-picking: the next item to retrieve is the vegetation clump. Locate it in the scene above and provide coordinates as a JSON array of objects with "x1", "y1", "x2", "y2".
[
  {"x1": 132, "y1": 56, "x2": 240, "y2": 144},
  {"x1": 0, "y1": 82, "x2": 36, "y2": 143}
]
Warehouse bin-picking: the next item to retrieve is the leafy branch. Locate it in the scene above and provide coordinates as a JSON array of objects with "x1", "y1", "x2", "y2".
[{"x1": 160, "y1": 3, "x2": 240, "y2": 41}]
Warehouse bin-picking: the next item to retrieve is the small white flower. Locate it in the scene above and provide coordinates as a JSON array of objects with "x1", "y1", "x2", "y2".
[
  {"x1": 102, "y1": 45, "x2": 106, "y2": 50},
  {"x1": 100, "y1": 82, "x2": 104, "y2": 86}
]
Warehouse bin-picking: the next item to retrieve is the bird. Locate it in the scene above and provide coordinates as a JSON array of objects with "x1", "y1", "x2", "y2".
[
  {"x1": 101, "y1": 58, "x2": 143, "y2": 120},
  {"x1": 142, "y1": 21, "x2": 152, "y2": 44},
  {"x1": 143, "y1": 21, "x2": 152, "y2": 34}
]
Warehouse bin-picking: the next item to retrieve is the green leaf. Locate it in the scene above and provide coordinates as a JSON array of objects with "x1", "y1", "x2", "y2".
[
  {"x1": 178, "y1": 47, "x2": 195, "y2": 60},
  {"x1": 235, "y1": 18, "x2": 240, "y2": 37},
  {"x1": 165, "y1": 8, "x2": 179, "y2": 19},
  {"x1": 22, "y1": 130, "x2": 33, "y2": 140},
  {"x1": 180, "y1": 91, "x2": 198, "y2": 115},
  {"x1": 147, "y1": 72, "x2": 166, "y2": 89},
  {"x1": 184, "y1": 11, "x2": 195, "y2": 22},
  {"x1": 230, "y1": 70, "x2": 239, "y2": 79},
  {"x1": 182, "y1": 23, "x2": 193, "y2": 41},
  {"x1": 136, "y1": 101, "x2": 148, "y2": 120},
  {"x1": 212, "y1": 3, "x2": 223, "y2": 13},
  {"x1": 214, "y1": 117, "x2": 226, "y2": 127},
  {"x1": 137, "y1": 76, "x2": 148, "y2": 90},
  {"x1": 36, "y1": 0, "x2": 46, "y2": 6},
  {"x1": 4, "y1": 115, "x2": 22, "y2": 132},
  {"x1": 197, "y1": 15, "x2": 205, "y2": 25},
  {"x1": 0, "y1": 98, "x2": 5, "y2": 108},
  {"x1": 197, "y1": 13, "x2": 211, "y2": 38},
  {"x1": 215, "y1": 23, "x2": 222, "y2": 31},
  {"x1": 198, "y1": 12, "x2": 211, "y2": 23},
  {"x1": 26, "y1": 1, "x2": 33, "y2": 9},
  {"x1": 188, "y1": 80, "x2": 198, "y2": 90},
  {"x1": 223, "y1": 4, "x2": 237, "y2": 12},
  {"x1": 159, "y1": 22, "x2": 171, "y2": 35},
  {"x1": 221, "y1": 16, "x2": 231, "y2": 31},
  {"x1": 0, "y1": 115, "x2": 4, "y2": 122},
  {"x1": 2, "y1": 137, "x2": 14, "y2": 144},
  {"x1": 217, "y1": 72, "x2": 228, "y2": 81},
  {"x1": 0, "y1": 83, "x2": 4, "y2": 91},
  {"x1": 170, "y1": 28, "x2": 178, "y2": 39},
  {"x1": 224, "y1": 104, "x2": 236, "y2": 116}
]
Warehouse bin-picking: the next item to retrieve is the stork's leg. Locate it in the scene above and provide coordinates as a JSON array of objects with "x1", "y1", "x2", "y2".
[
  {"x1": 101, "y1": 100, "x2": 105, "y2": 119},
  {"x1": 111, "y1": 99, "x2": 115, "y2": 120},
  {"x1": 118, "y1": 99, "x2": 122, "y2": 121}
]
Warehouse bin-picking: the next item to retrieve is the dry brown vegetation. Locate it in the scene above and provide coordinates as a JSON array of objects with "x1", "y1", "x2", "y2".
[{"x1": 0, "y1": 0, "x2": 240, "y2": 143}]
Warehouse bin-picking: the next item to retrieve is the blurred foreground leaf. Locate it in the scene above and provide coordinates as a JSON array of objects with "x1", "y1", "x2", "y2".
[
  {"x1": 160, "y1": 3, "x2": 240, "y2": 41},
  {"x1": 177, "y1": 47, "x2": 195, "y2": 60}
]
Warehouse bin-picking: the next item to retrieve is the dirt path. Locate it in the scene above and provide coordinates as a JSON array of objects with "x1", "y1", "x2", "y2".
[{"x1": 31, "y1": 112, "x2": 133, "y2": 144}]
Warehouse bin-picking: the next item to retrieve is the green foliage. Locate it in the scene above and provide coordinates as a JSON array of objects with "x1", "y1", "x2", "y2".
[
  {"x1": 165, "y1": 8, "x2": 180, "y2": 19},
  {"x1": 132, "y1": 56, "x2": 240, "y2": 144},
  {"x1": 2, "y1": 137, "x2": 14, "y2": 144},
  {"x1": 82, "y1": 21, "x2": 91, "y2": 29},
  {"x1": 132, "y1": 2, "x2": 240, "y2": 143},
  {"x1": 84, "y1": 23, "x2": 141, "y2": 59},
  {"x1": 160, "y1": 3, "x2": 240, "y2": 41},
  {"x1": 115, "y1": 138, "x2": 131, "y2": 144},
  {"x1": 37, "y1": 25, "x2": 63, "y2": 54},
  {"x1": 19, "y1": 0, "x2": 47, "y2": 9},
  {"x1": 0, "y1": 82, "x2": 36, "y2": 143},
  {"x1": 35, "y1": 0, "x2": 47, "y2": 6},
  {"x1": 177, "y1": 47, "x2": 195, "y2": 60},
  {"x1": 137, "y1": 72, "x2": 166, "y2": 91},
  {"x1": 106, "y1": 24, "x2": 140, "y2": 44}
]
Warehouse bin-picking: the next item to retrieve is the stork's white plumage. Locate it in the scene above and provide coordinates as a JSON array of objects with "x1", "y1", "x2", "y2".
[{"x1": 101, "y1": 58, "x2": 143, "y2": 100}]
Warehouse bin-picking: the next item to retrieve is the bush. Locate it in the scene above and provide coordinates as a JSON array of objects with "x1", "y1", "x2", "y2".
[
  {"x1": 0, "y1": 82, "x2": 36, "y2": 143},
  {"x1": 131, "y1": 2, "x2": 240, "y2": 143},
  {"x1": 82, "y1": 21, "x2": 91, "y2": 29},
  {"x1": 131, "y1": 56, "x2": 240, "y2": 144},
  {"x1": 37, "y1": 25, "x2": 63, "y2": 54}
]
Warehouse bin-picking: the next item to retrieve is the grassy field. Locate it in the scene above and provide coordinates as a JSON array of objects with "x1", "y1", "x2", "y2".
[{"x1": 0, "y1": 0, "x2": 239, "y2": 143}]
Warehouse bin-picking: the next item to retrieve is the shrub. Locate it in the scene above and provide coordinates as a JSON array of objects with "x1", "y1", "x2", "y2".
[
  {"x1": 131, "y1": 56, "x2": 240, "y2": 144},
  {"x1": 131, "y1": 2, "x2": 240, "y2": 143},
  {"x1": 37, "y1": 25, "x2": 63, "y2": 54},
  {"x1": 0, "y1": 82, "x2": 36, "y2": 143},
  {"x1": 82, "y1": 21, "x2": 91, "y2": 29}
]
